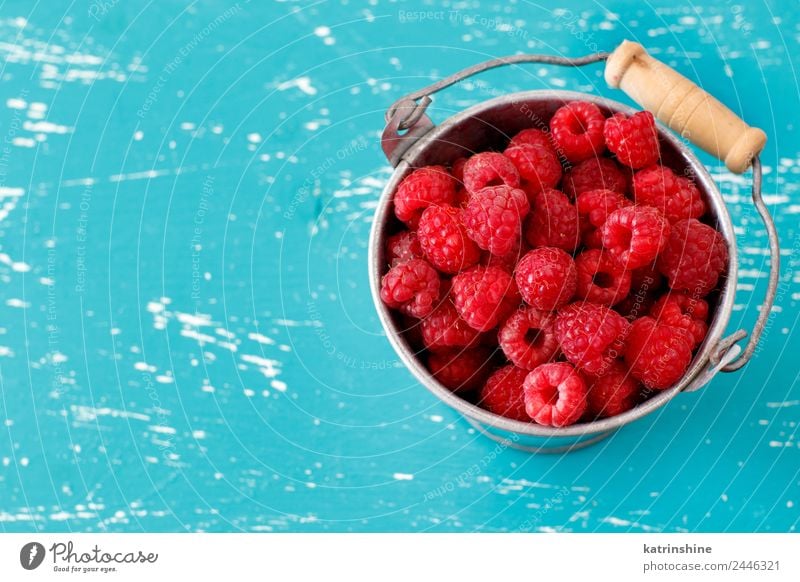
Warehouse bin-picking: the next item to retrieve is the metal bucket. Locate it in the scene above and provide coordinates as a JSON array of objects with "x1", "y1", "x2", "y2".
[{"x1": 369, "y1": 67, "x2": 779, "y2": 453}]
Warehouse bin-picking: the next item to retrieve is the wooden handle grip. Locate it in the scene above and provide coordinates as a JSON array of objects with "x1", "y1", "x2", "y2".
[{"x1": 605, "y1": 40, "x2": 766, "y2": 174}]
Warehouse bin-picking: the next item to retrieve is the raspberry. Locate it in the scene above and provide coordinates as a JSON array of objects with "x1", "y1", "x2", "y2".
[
  {"x1": 394, "y1": 165, "x2": 456, "y2": 227},
  {"x1": 463, "y1": 185, "x2": 530, "y2": 256},
  {"x1": 481, "y1": 237, "x2": 528, "y2": 273},
  {"x1": 380, "y1": 258, "x2": 441, "y2": 318},
  {"x1": 508, "y1": 128, "x2": 556, "y2": 153},
  {"x1": 417, "y1": 204, "x2": 481, "y2": 274},
  {"x1": 550, "y1": 101, "x2": 606, "y2": 163},
  {"x1": 603, "y1": 111, "x2": 660, "y2": 169},
  {"x1": 451, "y1": 266, "x2": 521, "y2": 331},
  {"x1": 574, "y1": 249, "x2": 632, "y2": 306},
  {"x1": 631, "y1": 165, "x2": 706, "y2": 224},
  {"x1": 624, "y1": 316, "x2": 694, "y2": 389},
  {"x1": 650, "y1": 292, "x2": 709, "y2": 348},
  {"x1": 586, "y1": 361, "x2": 640, "y2": 418},
  {"x1": 657, "y1": 218, "x2": 728, "y2": 296},
  {"x1": 523, "y1": 362, "x2": 588, "y2": 427},
  {"x1": 451, "y1": 157, "x2": 468, "y2": 184},
  {"x1": 615, "y1": 265, "x2": 662, "y2": 320},
  {"x1": 576, "y1": 189, "x2": 632, "y2": 248},
  {"x1": 420, "y1": 300, "x2": 483, "y2": 350},
  {"x1": 562, "y1": 157, "x2": 628, "y2": 199},
  {"x1": 498, "y1": 308, "x2": 560, "y2": 370},
  {"x1": 386, "y1": 230, "x2": 422, "y2": 267},
  {"x1": 463, "y1": 152, "x2": 520, "y2": 194},
  {"x1": 601, "y1": 205, "x2": 670, "y2": 270},
  {"x1": 555, "y1": 302, "x2": 631, "y2": 375},
  {"x1": 428, "y1": 348, "x2": 493, "y2": 393},
  {"x1": 524, "y1": 188, "x2": 580, "y2": 252},
  {"x1": 479, "y1": 365, "x2": 530, "y2": 421},
  {"x1": 515, "y1": 247, "x2": 577, "y2": 311},
  {"x1": 503, "y1": 143, "x2": 562, "y2": 197}
]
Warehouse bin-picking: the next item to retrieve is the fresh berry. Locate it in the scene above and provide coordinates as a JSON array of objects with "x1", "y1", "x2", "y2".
[
  {"x1": 576, "y1": 189, "x2": 632, "y2": 248},
  {"x1": 428, "y1": 348, "x2": 493, "y2": 392},
  {"x1": 603, "y1": 111, "x2": 660, "y2": 169},
  {"x1": 524, "y1": 188, "x2": 580, "y2": 252},
  {"x1": 386, "y1": 230, "x2": 422, "y2": 267},
  {"x1": 504, "y1": 143, "x2": 562, "y2": 197},
  {"x1": 417, "y1": 204, "x2": 481, "y2": 274},
  {"x1": 650, "y1": 292, "x2": 709, "y2": 348},
  {"x1": 631, "y1": 165, "x2": 706, "y2": 223},
  {"x1": 657, "y1": 218, "x2": 728, "y2": 296},
  {"x1": 574, "y1": 249, "x2": 632, "y2": 306},
  {"x1": 515, "y1": 247, "x2": 577, "y2": 311},
  {"x1": 586, "y1": 361, "x2": 640, "y2": 418},
  {"x1": 615, "y1": 265, "x2": 662, "y2": 320},
  {"x1": 624, "y1": 316, "x2": 694, "y2": 389},
  {"x1": 420, "y1": 299, "x2": 484, "y2": 350},
  {"x1": 550, "y1": 101, "x2": 607, "y2": 163},
  {"x1": 481, "y1": 237, "x2": 528, "y2": 273},
  {"x1": 394, "y1": 165, "x2": 456, "y2": 227},
  {"x1": 602, "y1": 205, "x2": 670, "y2": 270},
  {"x1": 562, "y1": 157, "x2": 628, "y2": 199},
  {"x1": 451, "y1": 157, "x2": 468, "y2": 184},
  {"x1": 463, "y1": 185, "x2": 530, "y2": 256},
  {"x1": 479, "y1": 365, "x2": 530, "y2": 421},
  {"x1": 451, "y1": 266, "x2": 521, "y2": 331},
  {"x1": 508, "y1": 128, "x2": 556, "y2": 153},
  {"x1": 498, "y1": 308, "x2": 560, "y2": 370},
  {"x1": 380, "y1": 258, "x2": 441, "y2": 318},
  {"x1": 523, "y1": 362, "x2": 588, "y2": 427},
  {"x1": 555, "y1": 302, "x2": 631, "y2": 375},
  {"x1": 463, "y1": 152, "x2": 520, "y2": 194}
]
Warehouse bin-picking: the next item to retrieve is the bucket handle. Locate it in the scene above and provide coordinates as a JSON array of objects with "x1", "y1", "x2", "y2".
[{"x1": 383, "y1": 43, "x2": 780, "y2": 372}]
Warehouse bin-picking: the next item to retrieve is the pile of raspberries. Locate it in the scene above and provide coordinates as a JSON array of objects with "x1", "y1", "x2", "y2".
[{"x1": 380, "y1": 101, "x2": 728, "y2": 427}]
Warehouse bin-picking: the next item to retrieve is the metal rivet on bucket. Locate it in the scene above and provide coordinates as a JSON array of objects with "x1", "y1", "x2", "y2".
[{"x1": 369, "y1": 41, "x2": 781, "y2": 453}]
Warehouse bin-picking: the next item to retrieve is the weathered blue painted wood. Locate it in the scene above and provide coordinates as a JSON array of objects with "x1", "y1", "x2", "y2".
[{"x1": 0, "y1": 0, "x2": 797, "y2": 532}]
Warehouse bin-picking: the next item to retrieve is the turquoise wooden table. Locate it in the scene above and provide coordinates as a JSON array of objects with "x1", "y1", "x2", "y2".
[{"x1": 0, "y1": 0, "x2": 797, "y2": 532}]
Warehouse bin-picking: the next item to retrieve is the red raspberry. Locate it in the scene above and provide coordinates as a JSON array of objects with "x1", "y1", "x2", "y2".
[
  {"x1": 417, "y1": 204, "x2": 481, "y2": 274},
  {"x1": 508, "y1": 128, "x2": 556, "y2": 153},
  {"x1": 394, "y1": 165, "x2": 456, "y2": 227},
  {"x1": 523, "y1": 362, "x2": 588, "y2": 427},
  {"x1": 562, "y1": 157, "x2": 628, "y2": 199},
  {"x1": 463, "y1": 185, "x2": 530, "y2": 256},
  {"x1": 462, "y1": 152, "x2": 520, "y2": 194},
  {"x1": 386, "y1": 230, "x2": 422, "y2": 267},
  {"x1": 550, "y1": 101, "x2": 606, "y2": 163},
  {"x1": 428, "y1": 348, "x2": 493, "y2": 393},
  {"x1": 503, "y1": 143, "x2": 562, "y2": 197},
  {"x1": 555, "y1": 302, "x2": 631, "y2": 375},
  {"x1": 498, "y1": 308, "x2": 560, "y2": 370},
  {"x1": 576, "y1": 189, "x2": 632, "y2": 248},
  {"x1": 481, "y1": 238, "x2": 528, "y2": 274},
  {"x1": 451, "y1": 266, "x2": 521, "y2": 331},
  {"x1": 657, "y1": 218, "x2": 728, "y2": 296},
  {"x1": 515, "y1": 247, "x2": 577, "y2": 311},
  {"x1": 420, "y1": 300, "x2": 483, "y2": 350},
  {"x1": 586, "y1": 361, "x2": 640, "y2": 418},
  {"x1": 574, "y1": 249, "x2": 632, "y2": 306},
  {"x1": 650, "y1": 292, "x2": 709, "y2": 348},
  {"x1": 524, "y1": 188, "x2": 580, "y2": 252},
  {"x1": 601, "y1": 205, "x2": 670, "y2": 270},
  {"x1": 451, "y1": 157, "x2": 468, "y2": 184},
  {"x1": 615, "y1": 265, "x2": 662, "y2": 320},
  {"x1": 479, "y1": 365, "x2": 530, "y2": 421},
  {"x1": 380, "y1": 258, "x2": 441, "y2": 318},
  {"x1": 624, "y1": 316, "x2": 694, "y2": 389},
  {"x1": 631, "y1": 165, "x2": 706, "y2": 224},
  {"x1": 603, "y1": 111, "x2": 660, "y2": 169}
]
